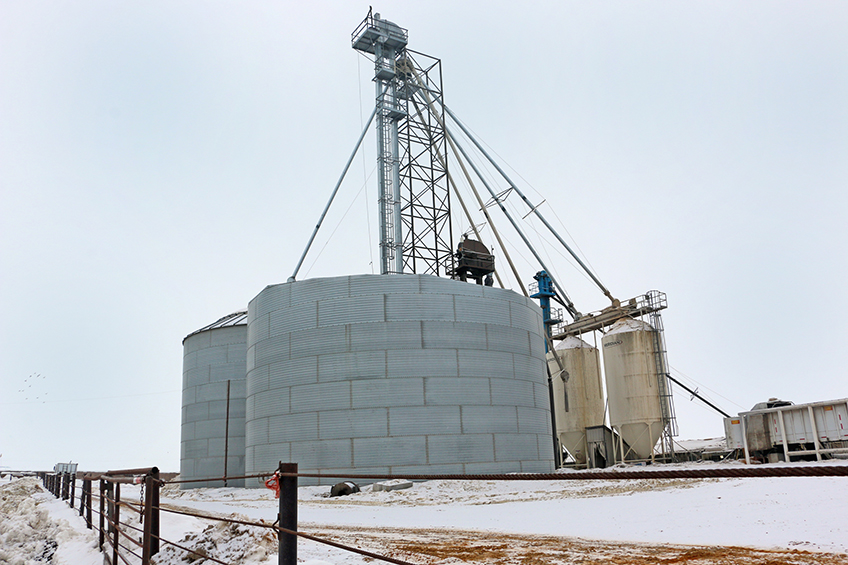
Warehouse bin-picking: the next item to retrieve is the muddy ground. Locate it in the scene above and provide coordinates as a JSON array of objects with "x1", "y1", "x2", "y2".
[{"x1": 307, "y1": 523, "x2": 848, "y2": 565}]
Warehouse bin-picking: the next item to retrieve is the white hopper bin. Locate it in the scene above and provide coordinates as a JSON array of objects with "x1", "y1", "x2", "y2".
[
  {"x1": 602, "y1": 318, "x2": 664, "y2": 461},
  {"x1": 547, "y1": 336, "x2": 605, "y2": 465}
]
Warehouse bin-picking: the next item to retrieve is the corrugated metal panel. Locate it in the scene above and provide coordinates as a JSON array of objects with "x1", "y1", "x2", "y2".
[
  {"x1": 457, "y1": 350, "x2": 515, "y2": 379},
  {"x1": 269, "y1": 412, "x2": 318, "y2": 442},
  {"x1": 387, "y1": 349, "x2": 458, "y2": 377},
  {"x1": 254, "y1": 335, "x2": 290, "y2": 367},
  {"x1": 269, "y1": 357, "x2": 318, "y2": 389},
  {"x1": 485, "y1": 324, "x2": 531, "y2": 355},
  {"x1": 247, "y1": 313, "x2": 270, "y2": 345},
  {"x1": 247, "y1": 366, "x2": 270, "y2": 396},
  {"x1": 461, "y1": 405, "x2": 519, "y2": 434},
  {"x1": 227, "y1": 343, "x2": 247, "y2": 364},
  {"x1": 509, "y1": 301, "x2": 544, "y2": 335},
  {"x1": 245, "y1": 417, "x2": 269, "y2": 445},
  {"x1": 512, "y1": 354, "x2": 547, "y2": 384},
  {"x1": 351, "y1": 378, "x2": 425, "y2": 409},
  {"x1": 291, "y1": 276, "x2": 350, "y2": 305},
  {"x1": 490, "y1": 378, "x2": 536, "y2": 408},
  {"x1": 386, "y1": 293, "x2": 455, "y2": 322},
  {"x1": 184, "y1": 331, "x2": 211, "y2": 354},
  {"x1": 210, "y1": 326, "x2": 247, "y2": 346},
  {"x1": 353, "y1": 436, "x2": 427, "y2": 467},
  {"x1": 427, "y1": 434, "x2": 494, "y2": 464},
  {"x1": 253, "y1": 284, "x2": 290, "y2": 317},
  {"x1": 319, "y1": 408, "x2": 389, "y2": 439},
  {"x1": 317, "y1": 351, "x2": 387, "y2": 382},
  {"x1": 517, "y1": 407, "x2": 552, "y2": 435},
  {"x1": 424, "y1": 377, "x2": 490, "y2": 405},
  {"x1": 388, "y1": 406, "x2": 462, "y2": 436},
  {"x1": 184, "y1": 403, "x2": 209, "y2": 423},
  {"x1": 270, "y1": 302, "x2": 317, "y2": 334},
  {"x1": 349, "y1": 273, "x2": 420, "y2": 296},
  {"x1": 391, "y1": 463, "x2": 465, "y2": 475},
  {"x1": 291, "y1": 381, "x2": 352, "y2": 414},
  {"x1": 253, "y1": 388, "x2": 291, "y2": 419},
  {"x1": 349, "y1": 321, "x2": 421, "y2": 351},
  {"x1": 290, "y1": 325, "x2": 347, "y2": 359},
  {"x1": 454, "y1": 295, "x2": 510, "y2": 326},
  {"x1": 196, "y1": 346, "x2": 228, "y2": 367},
  {"x1": 194, "y1": 419, "x2": 226, "y2": 440},
  {"x1": 422, "y1": 321, "x2": 487, "y2": 351},
  {"x1": 210, "y1": 362, "x2": 244, "y2": 383},
  {"x1": 318, "y1": 294, "x2": 385, "y2": 327},
  {"x1": 495, "y1": 433, "x2": 540, "y2": 461},
  {"x1": 291, "y1": 439, "x2": 353, "y2": 468},
  {"x1": 419, "y1": 275, "x2": 482, "y2": 297}
]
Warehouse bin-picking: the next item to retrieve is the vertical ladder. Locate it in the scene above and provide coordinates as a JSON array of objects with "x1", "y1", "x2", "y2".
[{"x1": 646, "y1": 290, "x2": 678, "y2": 460}]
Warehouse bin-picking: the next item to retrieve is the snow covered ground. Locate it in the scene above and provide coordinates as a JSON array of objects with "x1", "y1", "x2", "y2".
[{"x1": 2, "y1": 460, "x2": 848, "y2": 564}]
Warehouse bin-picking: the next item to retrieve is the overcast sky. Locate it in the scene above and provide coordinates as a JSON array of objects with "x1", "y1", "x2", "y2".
[{"x1": 2, "y1": 1, "x2": 846, "y2": 472}]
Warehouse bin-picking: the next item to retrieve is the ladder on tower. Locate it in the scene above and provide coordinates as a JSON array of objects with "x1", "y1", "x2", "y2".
[{"x1": 645, "y1": 290, "x2": 678, "y2": 461}]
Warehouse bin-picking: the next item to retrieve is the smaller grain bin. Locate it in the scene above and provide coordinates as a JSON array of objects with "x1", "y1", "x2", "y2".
[
  {"x1": 181, "y1": 311, "x2": 247, "y2": 488},
  {"x1": 546, "y1": 336, "x2": 605, "y2": 465},
  {"x1": 602, "y1": 318, "x2": 664, "y2": 461}
]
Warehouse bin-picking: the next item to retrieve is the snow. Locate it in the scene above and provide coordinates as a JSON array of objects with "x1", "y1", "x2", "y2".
[
  {"x1": 554, "y1": 335, "x2": 593, "y2": 350},
  {"x1": 3, "y1": 461, "x2": 848, "y2": 564},
  {"x1": 605, "y1": 317, "x2": 653, "y2": 335}
]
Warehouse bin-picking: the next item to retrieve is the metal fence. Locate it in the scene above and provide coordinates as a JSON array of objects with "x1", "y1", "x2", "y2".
[{"x1": 38, "y1": 462, "x2": 848, "y2": 565}]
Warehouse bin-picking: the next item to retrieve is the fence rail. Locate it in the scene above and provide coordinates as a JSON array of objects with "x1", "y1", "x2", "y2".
[{"x1": 36, "y1": 461, "x2": 848, "y2": 565}]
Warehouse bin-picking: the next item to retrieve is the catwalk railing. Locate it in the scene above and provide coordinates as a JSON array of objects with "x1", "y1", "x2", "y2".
[{"x1": 38, "y1": 462, "x2": 848, "y2": 565}]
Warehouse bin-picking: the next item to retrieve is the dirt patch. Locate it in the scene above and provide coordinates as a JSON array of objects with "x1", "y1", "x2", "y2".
[{"x1": 303, "y1": 524, "x2": 848, "y2": 565}]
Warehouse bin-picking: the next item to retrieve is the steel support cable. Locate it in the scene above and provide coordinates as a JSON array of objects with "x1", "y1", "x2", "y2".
[
  {"x1": 117, "y1": 520, "x2": 233, "y2": 565},
  {"x1": 405, "y1": 95, "x2": 506, "y2": 289},
  {"x1": 446, "y1": 126, "x2": 580, "y2": 319},
  {"x1": 163, "y1": 472, "x2": 274, "y2": 485},
  {"x1": 288, "y1": 85, "x2": 387, "y2": 283},
  {"x1": 281, "y1": 466, "x2": 848, "y2": 481},
  {"x1": 445, "y1": 115, "x2": 606, "y2": 289},
  {"x1": 304, "y1": 166, "x2": 377, "y2": 278},
  {"x1": 406, "y1": 73, "x2": 527, "y2": 296},
  {"x1": 444, "y1": 105, "x2": 617, "y2": 307},
  {"x1": 155, "y1": 505, "x2": 418, "y2": 565}
]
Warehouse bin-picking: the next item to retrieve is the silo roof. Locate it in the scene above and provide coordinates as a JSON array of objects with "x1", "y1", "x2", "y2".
[
  {"x1": 605, "y1": 317, "x2": 654, "y2": 336},
  {"x1": 555, "y1": 335, "x2": 594, "y2": 350},
  {"x1": 183, "y1": 310, "x2": 248, "y2": 343}
]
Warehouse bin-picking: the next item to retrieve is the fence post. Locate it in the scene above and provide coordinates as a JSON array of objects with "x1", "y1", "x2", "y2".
[
  {"x1": 99, "y1": 479, "x2": 107, "y2": 550},
  {"x1": 151, "y1": 467, "x2": 160, "y2": 556},
  {"x1": 278, "y1": 462, "x2": 298, "y2": 565},
  {"x1": 141, "y1": 468, "x2": 160, "y2": 564},
  {"x1": 61, "y1": 472, "x2": 69, "y2": 500},
  {"x1": 85, "y1": 479, "x2": 93, "y2": 529},
  {"x1": 112, "y1": 482, "x2": 121, "y2": 565},
  {"x1": 69, "y1": 473, "x2": 76, "y2": 508}
]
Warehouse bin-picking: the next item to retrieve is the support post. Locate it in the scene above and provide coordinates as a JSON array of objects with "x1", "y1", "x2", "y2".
[
  {"x1": 113, "y1": 483, "x2": 121, "y2": 565},
  {"x1": 69, "y1": 473, "x2": 76, "y2": 508},
  {"x1": 99, "y1": 480, "x2": 107, "y2": 550},
  {"x1": 151, "y1": 468, "x2": 160, "y2": 555},
  {"x1": 142, "y1": 473, "x2": 154, "y2": 564},
  {"x1": 278, "y1": 462, "x2": 298, "y2": 565},
  {"x1": 86, "y1": 480, "x2": 92, "y2": 529}
]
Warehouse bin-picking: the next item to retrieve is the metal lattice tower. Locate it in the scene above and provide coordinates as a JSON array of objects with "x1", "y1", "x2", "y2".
[{"x1": 352, "y1": 10, "x2": 453, "y2": 276}]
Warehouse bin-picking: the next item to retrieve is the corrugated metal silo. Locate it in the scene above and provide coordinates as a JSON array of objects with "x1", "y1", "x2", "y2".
[
  {"x1": 181, "y1": 311, "x2": 248, "y2": 488},
  {"x1": 601, "y1": 317, "x2": 663, "y2": 460},
  {"x1": 546, "y1": 336, "x2": 605, "y2": 465},
  {"x1": 245, "y1": 274, "x2": 554, "y2": 484}
]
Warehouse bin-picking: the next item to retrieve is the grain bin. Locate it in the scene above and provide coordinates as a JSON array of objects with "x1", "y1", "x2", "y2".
[
  {"x1": 546, "y1": 336, "x2": 605, "y2": 465},
  {"x1": 181, "y1": 311, "x2": 247, "y2": 488},
  {"x1": 245, "y1": 274, "x2": 554, "y2": 484},
  {"x1": 601, "y1": 317, "x2": 663, "y2": 461}
]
